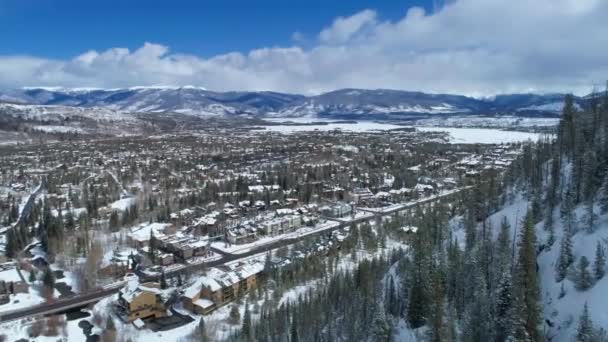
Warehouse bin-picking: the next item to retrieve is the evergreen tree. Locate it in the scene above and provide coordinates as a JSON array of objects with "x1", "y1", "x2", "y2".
[
  {"x1": 558, "y1": 95, "x2": 576, "y2": 158},
  {"x1": 65, "y1": 210, "x2": 75, "y2": 231},
  {"x1": 197, "y1": 317, "x2": 208, "y2": 342},
  {"x1": 562, "y1": 186, "x2": 578, "y2": 233},
  {"x1": 463, "y1": 272, "x2": 493, "y2": 342},
  {"x1": 9, "y1": 202, "x2": 19, "y2": 223},
  {"x1": 576, "y1": 303, "x2": 594, "y2": 342},
  {"x1": 600, "y1": 173, "x2": 608, "y2": 214},
  {"x1": 582, "y1": 150, "x2": 598, "y2": 202},
  {"x1": 149, "y1": 230, "x2": 157, "y2": 264},
  {"x1": 4, "y1": 228, "x2": 17, "y2": 259},
  {"x1": 496, "y1": 216, "x2": 512, "y2": 272},
  {"x1": 513, "y1": 212, "x2": 540, "y2": 341},
  {"x1": 160, "y1": 271, "x2": 167, "y2": 289},
  {"x1": 556, "y1": 227, "x2": 574, "y2": 282},
  {"x1": 370, "y1": 300, "x2": 390, "y2": 342},
  {"x1": 407, "y1": 263, "x2": 428, "y2": 327},
  {"x1": 576, "y1": 256, "x2": 593, "y2": 291},
  {"x1": 290, "y1": 315, "x2": 299, "y2": 342},
  {"x1": 583, "y1": 202, "x2": 598, "y2": 234},
  {"x1": 28, "y1": 270, "x2": 36, "y2": 283},
  {"x1": 230, "y1": 304, "x2": 241, "y2": 324},
  {"x1": 494, "y1": 271, "x2": 514, "y2": 342},
  {"x1": 109, "y1": 210, "x2": 120, "y2": 232},
  {"x1": 242, "y1": 303, "x2": 252, "y2": 341},
  {"x1": 594, "y1": 242, "x2": 606, "y2": 280}
]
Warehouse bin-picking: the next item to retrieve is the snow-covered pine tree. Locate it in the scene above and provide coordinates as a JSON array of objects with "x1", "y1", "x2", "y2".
[
  {"x1": 242, "y1": 303, "x2": 252, "y2": 341},
  {"x1": 594, "y1": 241, "x2": 606, "y2": 280},
  {"x1": 600, "y1": 172, "x2": 608, "y2": 213},
  {"x1": 583, "y1": 202, "x2": 598, "y2": 234},
  {"x1": 555, "y1": 226, "x2": 574, "y2": 282},
  {"x1": 370, "y1": 299, "x2": 390, "y2": 342},
  {"x1": 576, "y1": 302, "x2": 594, "y2": 342},
  {"x1": 576, "y1": 256, "x2": 593, "y2": 291},
  {"x1": 513, "y1": 211, "x2": 541, "y2": 341},
  {"x1": 494, "y1": 270, "x2": 515, "y2": 341}
]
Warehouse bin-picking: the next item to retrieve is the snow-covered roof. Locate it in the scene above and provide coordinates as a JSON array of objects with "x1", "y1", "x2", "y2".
[
  {"x1": 193, "y1": 298, "x2": 215, "y2": 309},
  {"x1": 128, "y1": 222, "x2": 170, "y2": 242},
  {"x1": 192, "y1": 260, "x2": 264, "y2": 293},
  {"x1": 120, "y1": 281, "x2": 164, "y2": 303}
]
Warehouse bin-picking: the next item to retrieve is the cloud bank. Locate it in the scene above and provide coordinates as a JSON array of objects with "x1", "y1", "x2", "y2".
[{"x1": 1, "y1": 0, "x2": 607, "y2": 95}]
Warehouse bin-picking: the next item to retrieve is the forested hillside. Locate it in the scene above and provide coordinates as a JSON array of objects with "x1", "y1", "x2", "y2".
[{"x1": 226, "y1": 89, "x2": 608, "y2": 342}]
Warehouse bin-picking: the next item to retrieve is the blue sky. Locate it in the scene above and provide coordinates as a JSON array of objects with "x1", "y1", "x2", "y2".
[
  {"x1": 0, "y1": 0, "x2": 432, "y2": 59},
  {"x1": 0, "y1": 0, "x2": 605, "y2": 95}
]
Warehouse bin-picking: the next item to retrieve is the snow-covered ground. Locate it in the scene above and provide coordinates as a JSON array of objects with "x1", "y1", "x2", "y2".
[
  {"x1": 482, "y1": 193, "x2": 608, "y2": 341},
  {"x1": 416, "y1": 126, "x2": 552, "y2": 144},
  {"x1": 260, "y1": 119, "x2": 550, "y2": 144},
  {"x1": 109, "y1": 197, "x2": 135, "y2": 211},
  {"x1": 0, "y1": 292, "x2": 45, "y2": 315}
]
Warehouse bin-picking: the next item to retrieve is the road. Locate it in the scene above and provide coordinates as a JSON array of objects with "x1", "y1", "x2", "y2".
[{"x1": 0, "y1": 188, "x2": 467, "y2": 323}]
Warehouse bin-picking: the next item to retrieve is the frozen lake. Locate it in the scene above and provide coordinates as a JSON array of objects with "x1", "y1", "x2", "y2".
[
  {"x1": 415, "y1": 126, "x2": 552, "y2": 144},
  {"x1": 260, "y1": 118, "x2": 551, "y2": 144}
]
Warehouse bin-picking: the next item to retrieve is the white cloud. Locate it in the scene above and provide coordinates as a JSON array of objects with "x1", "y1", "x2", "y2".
[
  {"x1": 319, "y1": 9, "x2": 377, "y2": 45},
  {"x1": 1, "y1": 0, "x2": 607, "y2": 95}
]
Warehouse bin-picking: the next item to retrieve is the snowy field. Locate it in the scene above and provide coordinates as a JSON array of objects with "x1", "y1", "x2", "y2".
[{"x1": 260, "y1": 118, "x2": 551, "y2": 144}]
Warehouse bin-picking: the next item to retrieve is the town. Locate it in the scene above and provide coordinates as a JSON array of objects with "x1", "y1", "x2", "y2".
[{"x1": 0, "y1": 126, "x2": 524, "y2": 340}]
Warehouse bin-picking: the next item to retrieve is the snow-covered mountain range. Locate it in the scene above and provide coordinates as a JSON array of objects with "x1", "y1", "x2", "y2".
[{"x1": 0, "y1": 87, "x2": 585, "y2": 119}]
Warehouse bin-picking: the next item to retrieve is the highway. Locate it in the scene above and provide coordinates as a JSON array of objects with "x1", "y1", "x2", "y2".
[{"x1": 0, "y1": 187, "x2": 466, "y2": 324}]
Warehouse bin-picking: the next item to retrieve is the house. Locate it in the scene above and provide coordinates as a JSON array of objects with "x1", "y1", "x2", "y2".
[
  {"x1": 116, "y1": 282, "x2": 167, "y2": 322},
  {"x1": 262, "y1": 218, "x2": 282, "y2": 235},
  {"x1": 321, "y1": 203, "x2": 352, "y2": 218},
  {"x1": 414, "y1": 183, "x2": 434, "y2": 196},
  {"x1": 374, "y1": 191, "x2": 391, "y2": 202},
  {"x1": 183, "y1": 261, "x2": 264, "y2": 315},
  {"x1": 127, "y1": 223, "x2": 171, "y2": 249},
  {"x1": 193, "y1": 211, "x2": 220, "y2": 235},
  {"x1": 351, "y1": 187, "x2": 374, "y2": 204},
  {"x1": 389, "y1": 188, "x2": 412, "y2": 202},
  {"x1": 158, "y1": 253, "x2": 174, "y2": 266},
  {"x1": 140, "y1": 246, "x2": 175, "y2": 266}
]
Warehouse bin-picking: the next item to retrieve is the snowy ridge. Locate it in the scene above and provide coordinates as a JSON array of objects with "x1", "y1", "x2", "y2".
[
  {"x1": 0, "y1": 102, "x2": 133, "y2": 122},
  {"x1": 482, "y1": 194, "x2": 608, "y2": 342},
  {"x1": 0, "y1": 87, "x2": 589, "y2": 119}
]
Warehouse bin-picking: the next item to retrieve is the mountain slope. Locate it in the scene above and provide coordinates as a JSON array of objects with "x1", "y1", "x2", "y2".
[
  {"x1": 272, "y1": 89, "x2": 485, "y2": 119},
  {"x1": 1, "y1": 87, "x2": 304, "y2": 117},
  {"x1": 0, "y1": 87, "x2": 586, "y2": 119}
]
